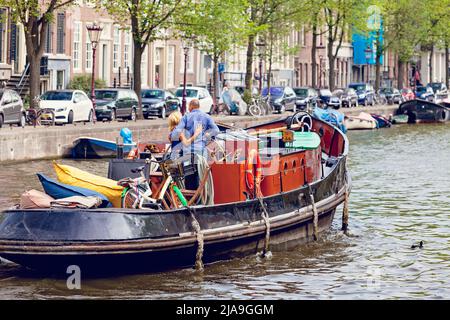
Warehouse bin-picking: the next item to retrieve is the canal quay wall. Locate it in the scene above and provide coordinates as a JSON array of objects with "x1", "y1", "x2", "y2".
[
  {"x1": 0, "y1": 114, "x2": 281, "y2": 163},
  {"x1": 0, "y1": 105, "x2": 397, "y2": 163}
]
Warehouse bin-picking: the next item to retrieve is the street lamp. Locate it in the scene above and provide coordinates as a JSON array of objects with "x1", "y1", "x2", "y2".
[
  {"x1": 181, "y1": 44, "x2": 190, "y2": 115},
  {"x1": 86, "y1": 22, "x2": 103, "y2": 122},
  {"x1": 364, "y1": 45, "x2": 372, "y2": 84}
]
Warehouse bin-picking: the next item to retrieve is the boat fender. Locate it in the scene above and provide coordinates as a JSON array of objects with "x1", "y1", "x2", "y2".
[
  {"x1": 127, "y1": 148, "x2": 139, "y2": 160},
  {"x1": 245, "y1": 149, "x2": 262, "y2": 196}
]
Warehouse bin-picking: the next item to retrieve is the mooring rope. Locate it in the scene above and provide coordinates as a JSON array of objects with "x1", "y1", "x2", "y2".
[
  {"x1": 188, "y1": 207, "x2": 204, "y2": 271},
  {"x1": 257, "y1": 197, "x2": 271, "y2": 257},
  {"x1": 342, "y1": 191, "x2": 349, "y2": 233},
  {"x1": 307, "y1": 185, "x2": 319, "y2": 241},
  {"x1": 342, "y1": 163, "x2": 350, "y2": 234}
]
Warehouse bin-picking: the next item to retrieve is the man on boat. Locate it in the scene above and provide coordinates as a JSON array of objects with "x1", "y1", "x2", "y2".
[{"x1": 170, "y1": 99, "x2": 220, "y2": 159}]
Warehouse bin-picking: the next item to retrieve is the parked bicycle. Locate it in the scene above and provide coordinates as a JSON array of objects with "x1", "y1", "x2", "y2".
[
  {"x1": 373, "y1": 93, "x2": 387, "y2": 106},
  {"x1": 118, "y1": 158, "x2": 167, "y2": 210},
  {"x1": 25, "y1": 95, "x2": 56, "y2": 126},
  {"x1": 248, "y1": 95, "x2": 273, "y2": 116}
]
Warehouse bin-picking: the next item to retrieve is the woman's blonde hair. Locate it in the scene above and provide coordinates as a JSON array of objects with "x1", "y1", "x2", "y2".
[{"x1": 168, "y1": 111, "x2": 182, "y2": 131}]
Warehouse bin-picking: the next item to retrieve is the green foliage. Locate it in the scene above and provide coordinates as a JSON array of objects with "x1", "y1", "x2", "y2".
[
  {"x1": 98, "y1": 0, "x2": 189, "y2": 47},
  {"x1": 179, "y1": 0, "x2": 250, "y2": 58},
  {"x1": 67, "y1": 75, "x2": 106, "y2": 95}
]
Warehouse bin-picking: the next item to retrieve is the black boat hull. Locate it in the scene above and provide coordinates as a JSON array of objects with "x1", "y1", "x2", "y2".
[
  {"x1": 0, "y1": 116, "x2": 350, "y2": 275},
  {"x1": 396, "y1": 99, "x2": 450, "y2": 123}
]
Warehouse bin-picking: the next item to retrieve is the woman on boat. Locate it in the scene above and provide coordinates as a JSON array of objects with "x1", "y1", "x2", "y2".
[{"x1": 168, "y1": 111, "x2": 202, "y2": 159}]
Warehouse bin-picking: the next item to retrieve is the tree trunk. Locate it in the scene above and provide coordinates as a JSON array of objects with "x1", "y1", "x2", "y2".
[
  {"x1": 311, "y1": 24, "x2": 317, "y2": 88},
  {"x1": 327, "y1": 39, "x2": 335, "y2": 91},
  {"x1": 28, "y1": 55, "x2": 41, "y2": 109},
  {"x1": 133, "y1": 43, "x2": 143, "y2": 119},
  {"x1": 445, "y1": 45, "x2": 449, "y2": 89},
  {"x1": 397, "y1": 58, "x2": 405, "y2": 89},
  {"x1": 375, "y1": 34, "x2": 382, "y2": 92},
  {"x1": 25, "y1": 18, "x2": 48, "y2": 109},
  {"x1": 267, "y1": 32, "x2": 274, "y2": 91},
  {"x1": 245, "y1": 34, "x2": 255, "y2": 92},
  {"x1": 429, "y1": 45, "x2": 433, "y2": 83},
  {"x1": 212, "y1": 54, "x2": 219, "y2": 110}
]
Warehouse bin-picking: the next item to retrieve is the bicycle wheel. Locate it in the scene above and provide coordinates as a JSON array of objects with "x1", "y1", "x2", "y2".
[
  {"x1": 122, "y1": 188, "x2": 140, "y2": 209},
  {"x1": 248, "y1": 103, "x2": 263, "y2": 117}
]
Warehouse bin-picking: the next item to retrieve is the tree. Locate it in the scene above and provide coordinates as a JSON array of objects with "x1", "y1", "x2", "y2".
[
  {"x1": 100, "y1": 0, "x2": 187, "y2": 118},
  {"x1": 0, "y1": 0, "x2": 75, "y2": 108},
  {"x1": 378, "y1": 0, "x2": 422, "y2": 88},
  {"x1": 243, "y1": 0, "x2": 287, "y2": 93},
  {"x1": 323, "y1": 0, "x2": 368, "y2": 91},
  {"x1": 421, "y1": 0, "x2": 450, "y2": 84},
  {"x1": 179, "y1": 0, "x2": 250, "y2": 111}
]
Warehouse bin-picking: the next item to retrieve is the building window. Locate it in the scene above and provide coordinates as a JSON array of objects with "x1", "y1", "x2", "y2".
[
  {"x1": 72, "y1": 21, "x2": 81, "y2": 70},
  {"x1": 45, "y1": 23, "x2": 52, "y2": 53},
  {"x1": 167, "y1": 45, "x2": 175, "y2": 87},
  {"x1": 86, "y1": 42, "x2": 92, "y2": 70},
  {"x1": 124, "y1": 31, "x2": 131, "y2": 69},
  {"x1": 113, "y1": 25, "x2": 120, "y2": 70},
  {"x1": 141, "y1": 47, "x2": 148, "y2": 85},
  {"x1": 180, "y1": 47, "x2": 194, "y2": 73},
  {"x1": 56, "y1": 13, "x2": 65, "y2": 54}
]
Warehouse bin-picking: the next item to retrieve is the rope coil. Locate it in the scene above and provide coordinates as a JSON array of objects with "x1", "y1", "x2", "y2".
[
  {"x1": 257, "y1": 197, "x2": 271, "y2": 257},
  {"x1": 188, "y1": 207, "x2": 204, "y2": 272},
  {"x1": 307, "y1": 185, "x2": 319, "y2": 241}
]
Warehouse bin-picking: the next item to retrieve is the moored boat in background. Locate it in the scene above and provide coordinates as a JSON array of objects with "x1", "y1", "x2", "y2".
[
  {"x1": 370, "y1": 114, "x2": 392, "y2": 128},
  {"x1": 344, "y1": 112, "x2": 378, "y2": 130},
  {"x1": 71, "y1": 137, "x2": 136, "y2": 159},
  {"x1": 395, "y1": 99, "x2": 450, "y2": 124}
]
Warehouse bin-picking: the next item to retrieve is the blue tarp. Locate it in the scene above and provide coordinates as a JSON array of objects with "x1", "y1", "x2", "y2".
[
  {"x1": 37, "y1": 173, "x2": 112, "y2": 208},
  {"x1": 313, "y1": 107, "x2": 347, "y2": 134}
]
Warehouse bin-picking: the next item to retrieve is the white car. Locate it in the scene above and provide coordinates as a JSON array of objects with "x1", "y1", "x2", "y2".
[
  {"x1": 39, "y1": 90, "x2": 93, "y2": 124},
  {"x1": 174, "y1": 87, "x2": 214, "y2": 113}
]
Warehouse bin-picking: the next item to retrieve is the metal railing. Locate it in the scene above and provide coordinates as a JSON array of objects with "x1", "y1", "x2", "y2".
[{"x1": 16, "y1": 63, "x2": 30, "y2": 96}]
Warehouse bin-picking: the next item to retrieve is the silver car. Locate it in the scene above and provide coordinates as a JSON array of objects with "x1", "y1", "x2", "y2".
[{"x1": 0, "y1": 89, "x2": 26, "y2": 128}]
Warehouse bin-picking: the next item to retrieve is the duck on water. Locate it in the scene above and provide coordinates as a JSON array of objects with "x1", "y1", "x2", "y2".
[{"x1": 0, "y1": 112, "x2": 351, "y2": 275}]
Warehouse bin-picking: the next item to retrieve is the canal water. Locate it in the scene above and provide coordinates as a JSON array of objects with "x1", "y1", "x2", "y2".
[{"x1": 0, "y1": 123, "x2": 449, "y2": 299}]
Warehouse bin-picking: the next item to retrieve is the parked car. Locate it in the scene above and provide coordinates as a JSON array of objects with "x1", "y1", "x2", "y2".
[
  {"x1": 401, "y1": 88, "x2": 415, "y2": 101},
  {"x1": 94, "y1": 89, "x2": 139, "y2": 121},
  {"x1": 141, "y1": 89, "x2": 180, "y2": 119},
  {"x1": 379, "y1": 87, "x2": 402, "y2": 104},
  {"x1": 0, "y1": 89, "x2": 26, "y2": 128},
  {"x1": 415, "y1": 86, "x2": 435, "y2": 102},
  {"x1": 262, "y1": 86, "x2": 296, "y2": 113},
  {"x1": 318, "y1": 89, "x2": 341, "y2": 108},
  {"x1": 39, "y1": 90, "x2": 93, "y2": 124},
  {"x1": 234, "y1": 86, "x2": 259, "y2": 97},
  {"x1": 333, "y1": 88, "x2": 358, "y2": 107},
  {"x1": 427, "y1": 82, "x2": 448, "y2": 96},
  {"x1": 293, "y1": 87, "x2": 318, "y2": 110},
  {"x1": 174, "y1": 86, "x2": 214, "y2": 113},
  {"x1": 348, "y1": 83, "x2": 375, "y2": 106}
]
